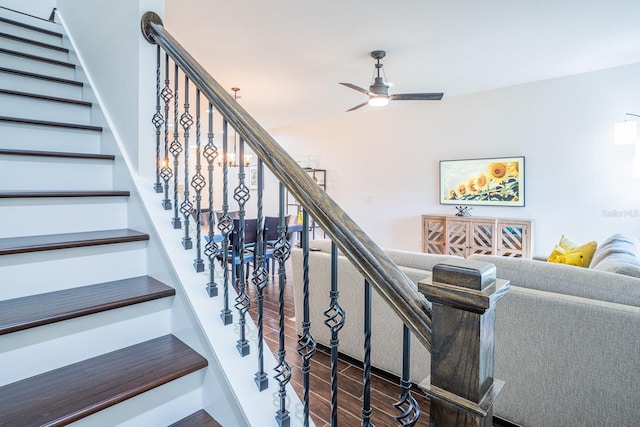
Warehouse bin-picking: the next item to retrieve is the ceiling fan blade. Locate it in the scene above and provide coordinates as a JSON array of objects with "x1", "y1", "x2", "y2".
[
  {"x1": 346, "y1": 101, "x2": 369, "y2": 112},
  {"x1": 390, "y1": 93, "x2": 444, "y2": 101},
  {"x1": 340, "y1": 82, "x2": 371, "y2": 95}
]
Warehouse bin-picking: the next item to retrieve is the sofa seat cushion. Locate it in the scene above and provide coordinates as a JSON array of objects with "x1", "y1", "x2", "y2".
[{"x1": 468, "y1": 254, "x2": 640, "y2": 308}]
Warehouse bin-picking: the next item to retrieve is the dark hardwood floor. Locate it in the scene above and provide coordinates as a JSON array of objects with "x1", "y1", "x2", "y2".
[{"x1": 246, "y1": 264, "x2": 431, "y2": 426}]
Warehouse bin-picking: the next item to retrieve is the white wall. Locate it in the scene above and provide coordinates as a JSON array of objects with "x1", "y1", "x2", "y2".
[
  {"x1": 0, "y1": 0, "x2": 55, "y2": 19},
  {"x1": 56, "y1": 0, "x2": 163, "y2": 177},
  {"x1": 271, "y1": 62, "x2": 640, "y2": 257}
]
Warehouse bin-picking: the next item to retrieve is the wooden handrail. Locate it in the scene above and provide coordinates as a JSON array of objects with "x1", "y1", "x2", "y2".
[{"x1": 141, "y1": 11, "x2": 433, "y2": 352}]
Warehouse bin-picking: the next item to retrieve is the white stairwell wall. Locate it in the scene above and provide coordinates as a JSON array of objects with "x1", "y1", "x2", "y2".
[
  {"x1": 0, "y1": 3, "x2": 247, "y2": 425},
  {"x1": 53, "y1": 0, "x2": 310, "y2": 425}
]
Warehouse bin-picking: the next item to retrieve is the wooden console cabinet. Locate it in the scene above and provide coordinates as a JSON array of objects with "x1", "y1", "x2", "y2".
[{"x1": 422, "y1": 214, "x2": 533, "y2": 259}]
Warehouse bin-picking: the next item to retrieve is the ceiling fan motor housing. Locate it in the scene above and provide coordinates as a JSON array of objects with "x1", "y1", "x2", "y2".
[{"x1": 369, "y1": 77, "x2": 389, "y2": 96}]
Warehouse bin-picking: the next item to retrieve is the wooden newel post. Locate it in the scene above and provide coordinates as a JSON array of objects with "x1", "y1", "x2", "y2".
[{"x1": 418, "y1": 259, "x2": 510, "y2": 427}]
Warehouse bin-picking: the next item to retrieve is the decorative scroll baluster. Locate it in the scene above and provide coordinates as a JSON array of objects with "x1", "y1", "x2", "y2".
[
  {"x1": 324, "y1": 241, "x2": 345, "y2": 427},
  {"x1": 253, "y1": 159, "x2": 269, "y2": 391},
  {"x1": 152, "y1": 45, "x2": 163, "y2": 193},
  {"x1": 170, "y1": 63, "x2": 182, "y2": 228},
  {"x1": 204, "y1": 102, "x2": 219, "y2": 296},
  {"x1": 393, "y1": 325, "x2": 420, "y2": 426},
  {"x1": 362, "y1": 279, "x2": 374, "y2": 427},
  {"x1": 180, "y1": 76, "x2": 194, "y2": 249},
  {"x1": 234, "y1": 137, "x2": 251, "y2": 356},
  {"x1": 160, "y1": 53, "x2": 172, "y2": 210},
  {"x1": 191, "y1": 90, "x2": 205, "y2": 270},
  {"x1": 218, "y1": 119, "x2": 233, "y2": 324},
  {"x1": 273, "y1": 182, "x2": 291, "y2": 427},
  {"x1": 297, "y1": 210, "x2": 316, "y2": 427}
]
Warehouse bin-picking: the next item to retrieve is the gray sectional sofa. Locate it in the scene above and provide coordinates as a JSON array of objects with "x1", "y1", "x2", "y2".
[{"x1": 290, "y1": 235, "x2": 640, "y2": 427}]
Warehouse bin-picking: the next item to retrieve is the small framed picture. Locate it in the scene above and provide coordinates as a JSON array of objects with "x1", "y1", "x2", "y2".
[
  {"x1": 249, "y1": 166, "x2": 258, "y2": 190},
  {"x1": 440, "y1": 156, "x2": 525, "y2": 206}
]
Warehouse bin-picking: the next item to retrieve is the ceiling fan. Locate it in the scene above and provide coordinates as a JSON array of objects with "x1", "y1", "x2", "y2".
[{"x1": 340, "y1": 50, "x2": 444, "y2": 112}]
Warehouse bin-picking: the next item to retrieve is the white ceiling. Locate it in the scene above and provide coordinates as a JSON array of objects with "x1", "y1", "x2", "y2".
[{"x1": 166, "y1": 0, "x2": 640, "y2": 130}]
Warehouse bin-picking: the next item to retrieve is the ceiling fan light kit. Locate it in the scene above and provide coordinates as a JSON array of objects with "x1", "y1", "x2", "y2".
[{"x1": 340, "y1": 50, "x2": 444, "y2": 112}]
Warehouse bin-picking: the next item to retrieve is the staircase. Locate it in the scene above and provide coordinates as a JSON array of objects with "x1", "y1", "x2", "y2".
[{"x1": 0, "y1": 8, "x2": 223, "y2": 426}]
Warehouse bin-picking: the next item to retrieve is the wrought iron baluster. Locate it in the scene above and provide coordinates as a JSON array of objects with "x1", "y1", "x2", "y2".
[
  {"x1": 160, "y1": 53, "x2": 172, "y2": 210},
  {"x1": 234, "y1": 137, "x2": 251, "y2": 356},
  {"x1": 180, "y1": 76, "x2": 194, "y2": 249},
  {"x1": 170, "y1": 63, "x2": 182, "y2": 228},
  {"x1": 393, "y1": 325, "x2": 420, "y2": 426},
  {"x1": 273, "y1": 182, "x2": 291, "y2": 427},
  {"x1": 253, "y1": 159, "x2": 268, "y2": 391},
  {"x1": 152, "y1": 45, "x2": 163, "y2": 193},
  {"x1": 204, "y1": 102, "x2": 219, "y2": 297},
  {"x1": 191, "y1": 90, "x2": 205, "y2": 270},
  {"x1": 218, "y1": 119, "x2": 233, "y2": 324},
  {"x1": 297, "y1": 210, "x2": 316, "y2": 427},
  {"x1": 362, "y1": 279, "x2": 374, "y2": 427},
  {"x1": 324, "y1": 241, "x2": 345, "y2": 427}
]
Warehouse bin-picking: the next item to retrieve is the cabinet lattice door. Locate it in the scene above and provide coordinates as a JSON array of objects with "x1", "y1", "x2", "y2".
[
  {"x1": 422, "y1": 217, "x2": 446, "y2": 254},
  {"x1": 445, "y1": 220, "x2": 469, "y2": 257},
  {"x1": 496, "y1": 221, "x2": 530, "y2": 258},
  {"x1": 469, "y1": 220, "x2": 496, "y2": 255},
  {"x1": 422, "y1": 215, "x2": 533, "y2": 259}
]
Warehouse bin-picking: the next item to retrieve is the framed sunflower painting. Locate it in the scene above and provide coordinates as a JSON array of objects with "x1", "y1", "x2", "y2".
[{"x1": 439, "y1": 156, "x2": 525, "y2": 207}]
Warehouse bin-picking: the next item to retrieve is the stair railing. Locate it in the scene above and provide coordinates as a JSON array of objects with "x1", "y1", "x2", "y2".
[{"x1": 141, "y1": 12, "x2": 507, "y2": 427}]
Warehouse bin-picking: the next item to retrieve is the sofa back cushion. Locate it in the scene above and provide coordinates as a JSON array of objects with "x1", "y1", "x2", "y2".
[
  {"x1": 384, "y1": 248, "x2": 462, "y2": 272},
  {"x1": 589, "y1": 234, "x2": 640, "y2": 278},
  {"x1": 469, "y1": 254, "x2": 640, "y2": 308}
]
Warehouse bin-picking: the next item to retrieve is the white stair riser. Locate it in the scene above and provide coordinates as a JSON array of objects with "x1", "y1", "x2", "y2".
[
  {"x1": 0, "y1": 52, "x2": 75, "y2": 80},
  {"x1": 0, "y1": 9, "x2": 61, "y2": 33},
  {"x1": 0, "y1": 23, "x2": 63, "y2": 47},
  {"x1": 0, "y1": 299, "x2": 173, "y2": 386},
  {"x1": 0, "y1": 243, "x2": 149, "y2": 300},
  {"x1": 0, "y1": 94, "x2": 90, "y2": 124},
  {"x1": 0, "y1": 157, "x2": 112, "y2": 191},
  {"x1": 1, "y1": 198, "x2": 128, "y2": 238},
  {"x1": 69, "y1": 371, "x2": 206, "y2": 427},
  {"x1": 0, "y1": 38, "x2": 68, "y2": 62},
  {"x1": 0, "y1": 122, "x2": 101, "y2": 153},
  {"x1": 0, "y1": 72, "x2": 82, "y2": 99}
]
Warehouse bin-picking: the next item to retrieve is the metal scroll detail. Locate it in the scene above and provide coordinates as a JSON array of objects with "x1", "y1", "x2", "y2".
[
  {"x1": 179, "y1": 76, "x2": 194, "y2": 249},
  {"x1": 203, "y1": 102, "x2": 219, "y2": 296},
  {"x1": 324, "y1": 241, "x2": 346, "y2": 426},
  {"x1": 297, "y1": 211, "x2": 316, "y2": 427},
  {"x1": 393, "y1": 325, "x2": 420, "y2": 426},
  {"x1": 233, "y1": 137, "x2": 251, "y2": 357}
]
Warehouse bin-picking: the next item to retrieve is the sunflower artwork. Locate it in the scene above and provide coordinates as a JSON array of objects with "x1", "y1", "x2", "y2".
[{"x1": 439, "y1": 156, "x2": 525, "y2": 207}]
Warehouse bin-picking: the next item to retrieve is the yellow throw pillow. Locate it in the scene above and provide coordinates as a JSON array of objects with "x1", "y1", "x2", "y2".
[
  {"x1": 558, "y1": 235, "x2": 597, "y2": 268},
  {"x1": 547, "y1": 245, "x2": 584, "y2": 267}
]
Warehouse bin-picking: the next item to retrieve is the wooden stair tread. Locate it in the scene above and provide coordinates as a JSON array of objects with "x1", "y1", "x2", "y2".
[
  {"x1": 0, "y1": 47, "x2": 74, "y2": 68},
  {"x1": 169, "y1": 410, "x2": 222, "y2": 427},
  {"x1": 0, "y1": 16, "x2": 63, "y2": 38},
  {"x1": 0, "y1": 31, "x2": 68, "y2": 52},
  {"x1": 0, "y1": 66, "x2": 83, "y2": 86},
  {"x1": 0, "y1": 190, "x2": 130, "y2": 198},
  {"x1": 0, "y1": 229, "x2": 149, "y2": 255},
  {"x1": 0, "y1": 276, "x2": 175, "y2": 335},
  {"x1": 0, "y1": 148, "x2": 113, "y2": 160},
  {"x1": 0, "y1": 88, "x2": 92, "y2": 106},
  {"x1": 0, "y1": 116, "x2": 102, "y2": 132},
  {"x1": 0, "y1": 335, "x2": 208, "y2": 426}
]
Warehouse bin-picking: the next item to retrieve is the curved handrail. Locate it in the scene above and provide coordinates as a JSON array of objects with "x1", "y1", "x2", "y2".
[{"x1": 141, "y1": 12, "x2": 432, "y2": 352}]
